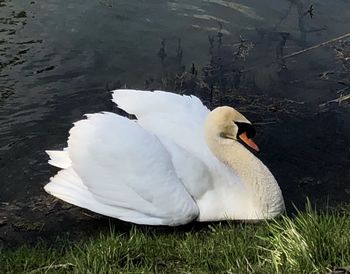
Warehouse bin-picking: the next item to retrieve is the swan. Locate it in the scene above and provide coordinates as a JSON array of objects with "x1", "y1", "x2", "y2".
[{"x1": 44, "y1": 89, "x2": 285, "y2": 226}]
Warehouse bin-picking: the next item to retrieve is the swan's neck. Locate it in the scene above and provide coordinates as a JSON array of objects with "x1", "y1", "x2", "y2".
[{"x1": 208, "y1": 137, "x2": 285, "y2": 218}]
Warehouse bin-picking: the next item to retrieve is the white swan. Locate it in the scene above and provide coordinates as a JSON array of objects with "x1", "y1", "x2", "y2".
[{"x1": 44, "y1": 89, "x2": 285, "y2": 226}]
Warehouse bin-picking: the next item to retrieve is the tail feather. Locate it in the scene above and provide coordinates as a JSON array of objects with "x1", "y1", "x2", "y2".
[
  {"x1": 46, "y1": 149, "x2": 71, "y2": 169},
  {"x1": 44, "y1": 168, "x2": 172, "y2": 225},
  {"x1": 44, "y1": 168, "x2": 89, "y2": 203}
]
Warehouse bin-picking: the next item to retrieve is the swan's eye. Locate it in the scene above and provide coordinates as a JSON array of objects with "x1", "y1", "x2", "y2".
[{"x1": 235, "y1": 122, "x2": 256, "y2": 139}]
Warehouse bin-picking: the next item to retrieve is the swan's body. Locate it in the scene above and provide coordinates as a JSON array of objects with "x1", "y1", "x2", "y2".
[{"x1": 44, "y1": 89, "x2": 285, "y2": 226}]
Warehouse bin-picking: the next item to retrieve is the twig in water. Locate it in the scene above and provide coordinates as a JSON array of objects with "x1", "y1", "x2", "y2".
[
  {"x1": 319, "y1": 71, "x2": 335, "y2": 80},
  {"x1": 158, "y1": 39, "x2": 167, "y2": 65},
  {"x1": 283, "y1": 32, "x2": 350, "y2": 59},
  {"x1": 319, "y1": 93, "x2": 350, "y2": 107},
  {"x1": 336, "y1": 86, "x2": 350, "y2": 94},
  {"x1": 304, "y1": 5, "x2": 314, "y2": 19},
  {"x1": 242, "y1": 33, "x2": 350, "y2": 73}
]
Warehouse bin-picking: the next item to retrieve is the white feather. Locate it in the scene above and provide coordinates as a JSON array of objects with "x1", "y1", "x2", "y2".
[{"x1": 46, "y1": 149, "x2": 71, "y2": 169}]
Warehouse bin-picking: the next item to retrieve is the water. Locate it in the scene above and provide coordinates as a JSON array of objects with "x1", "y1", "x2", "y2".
[{"x1": 1, "y1": 0, "x2": 350, "y2": 207}]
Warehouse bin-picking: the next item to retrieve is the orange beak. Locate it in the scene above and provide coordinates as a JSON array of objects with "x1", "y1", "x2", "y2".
[{"x1": 238, "y1": 132, "x2": 260, "y2": 152}]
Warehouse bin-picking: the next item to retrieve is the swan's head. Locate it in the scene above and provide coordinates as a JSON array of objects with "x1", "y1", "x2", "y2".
[{"x1": 205, "y1": 106, "x2": 259, "y2": 151}]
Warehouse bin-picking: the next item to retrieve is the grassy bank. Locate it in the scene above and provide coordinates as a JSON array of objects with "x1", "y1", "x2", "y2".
[{"x1": 1, "y1": 204, "x2": 349, "y2": 274}]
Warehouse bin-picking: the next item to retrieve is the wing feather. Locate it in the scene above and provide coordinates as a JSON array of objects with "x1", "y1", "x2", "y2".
[
  {"x1": 46, "y1": 112, "x2": 199, "y2": 225},
  {"x1": 46, "y1": 149, "x2": 71, "y2": 168},
  {"x1": 112, "y1": 89, "x2": 213, "y2": 163}
]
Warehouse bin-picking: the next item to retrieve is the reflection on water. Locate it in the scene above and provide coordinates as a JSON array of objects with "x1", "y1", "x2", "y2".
[{"x1": 0, "y1": 0, "x2": 350, "y2": 207}]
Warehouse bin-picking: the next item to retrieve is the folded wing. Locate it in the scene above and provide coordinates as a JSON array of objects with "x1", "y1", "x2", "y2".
[{"x1": 45, "y1": 112, "x2": 199, "y2": 225}]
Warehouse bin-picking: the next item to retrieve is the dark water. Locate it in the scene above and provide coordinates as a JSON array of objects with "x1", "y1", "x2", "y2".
[{"x1": 1, "y1": 0, "x2": 350, "y2": 209}]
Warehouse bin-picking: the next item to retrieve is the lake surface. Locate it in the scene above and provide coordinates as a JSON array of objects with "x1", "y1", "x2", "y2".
[{"x1": 1, "y1": 0, "x2": 350, "y2": 209}]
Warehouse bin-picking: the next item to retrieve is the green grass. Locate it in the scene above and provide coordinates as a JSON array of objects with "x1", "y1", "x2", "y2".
[{"x1": 1, "y1": 203, "x2": 350, "y2": 274}]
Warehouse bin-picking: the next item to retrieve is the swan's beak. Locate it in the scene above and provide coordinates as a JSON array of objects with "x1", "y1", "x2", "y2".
[{"x1": 239, "y1": 132, "x2": 260, "y2": 152}]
